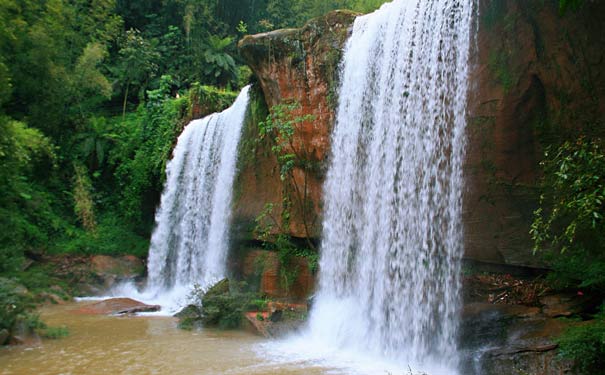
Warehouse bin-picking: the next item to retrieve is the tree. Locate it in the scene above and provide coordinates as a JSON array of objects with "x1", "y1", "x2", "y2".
[
  {"x1": 114, "y1": 29, "x2": 160, "y2": 118},
  {"x1": 199, "y1": 35, "x2": 238, "y2": 88},
  {"x1": 531, "y1": 138, "x2": 605, "y2": 289}
]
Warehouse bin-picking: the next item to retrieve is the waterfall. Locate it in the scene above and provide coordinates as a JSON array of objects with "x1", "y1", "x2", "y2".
[
  {"x1": 145, "y1": 86, "x2": 250, "y2": 296},
  {"x1": 307, "y1": 0, "x2": 475, "y2": 372}
]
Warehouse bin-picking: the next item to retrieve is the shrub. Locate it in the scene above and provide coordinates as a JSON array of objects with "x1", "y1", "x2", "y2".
[
  {"x1": 0, "y1": 277, "x2": 39, "y2": 341},
  {"x1": 531, "y1": 138, "x2": 605, "y2": 289},
  {"x1": 557, "y1": 309, "x2": 605, "y2": 374},
  {"x1": 179, "y1": 280, "x2": 256, "y2": 330}
]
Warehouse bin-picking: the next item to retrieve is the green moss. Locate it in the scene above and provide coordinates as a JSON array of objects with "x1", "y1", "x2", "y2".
[
  {"x1": 557, "y1": 311, "x2": 605, "y2": 374},
  {"x1": 187, "y1": 84, "x2": 238, "y2": 118},
  {"x1": 488, "y1": 50, "x2": 514, "y2": 93}
]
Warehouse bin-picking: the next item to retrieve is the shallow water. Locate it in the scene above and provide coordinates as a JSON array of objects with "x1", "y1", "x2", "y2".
[{"x1": 0, "y1": 303, "x2": 331, "y2": 375}]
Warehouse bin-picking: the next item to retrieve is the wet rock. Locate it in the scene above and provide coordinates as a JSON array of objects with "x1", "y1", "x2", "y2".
[
  {"x1": 460, "y1": 301, "x2": 573, "y2": 374},
  {"x1": 91, "y1": 255, "x2": 144, "y2": 279},
  {"x1": 540, "y1": 293, "x2": 591, "y2": 318},
  {"x1": 75, "y1": 298, "x2": 160, "y2": 315},
  {"x1": 244, "y1": 302, "x2": 307, "y2": 338},
  {"x1": 205, "y1": 278, "x2": 230, "y2": 297},
  {"x1": 38, "y1": 292, "x2": 66, "y2": 305},
  {"x1": 463, "y1": 0, "x2": 605, "y2": 267},
  {"x1": 240, "y1": 249, "x2": 315, "y2": 300},
  {"x1": 9, "y1": 335, "x2": 25, "y2": 345},
  {"x1": 89, "y1": 255, "x2": 145, "y2": 290},
  {"x1": 0, "y1": 329, "x2": 8, "y2": 345}
]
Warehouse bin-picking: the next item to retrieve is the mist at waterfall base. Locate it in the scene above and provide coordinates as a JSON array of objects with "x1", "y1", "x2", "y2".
[
  {"x1": 90, "y1": 86, "x2": 250, "y2": 315},
  {"x1": 262, "y1": 0, "x2": 475, "y2": 374}
]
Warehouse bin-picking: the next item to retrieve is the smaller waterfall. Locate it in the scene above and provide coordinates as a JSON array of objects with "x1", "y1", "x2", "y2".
[{"x1": 142, "y1": 86, "x2": 250, "y2": 304}]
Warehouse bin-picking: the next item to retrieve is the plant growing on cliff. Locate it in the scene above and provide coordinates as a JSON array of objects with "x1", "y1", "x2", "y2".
[
  {"x1": 254, "y1": 203, "x2": 318, "y2": 294},
  {"x1": 530, "y1": 138, "x2": 605, "y2": 289},
  {"x1": 559, "y1": 0, "x2": 583, "y2": 14},
  {"x1": 258, "y1": 101, "x2": 319, "y2": 250}
]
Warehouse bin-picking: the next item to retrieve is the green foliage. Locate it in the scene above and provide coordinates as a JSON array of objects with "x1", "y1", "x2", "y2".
[
  {"x1": 259, "y1": 102, "x2": 313, "y2": 180},
  {"x1": 557, "y1": 308, "x2": 605, "y2": 374},
  {"x1": 200, "y1": 35, "x2": 238, "y2": 87},
  {"x1": 183, "y1": 280, "x2": 256, "y2": 330},
  {"x1": 73, "y1": 163, "x2": 97, "y2": 232},
  {"x1": 52, "y1": 214, "x2": 149, "y2": 258},
  {"x1": 0, "y1": 117, "x2": 58, "y2": 273},
  {"x1": 254, "y1": 203, "x2": 318, "y2": 293},
  {"x1": 258, "y1": 102, "x2": 318, "y2": 245},
  {"x1": 488, "y1": 51, "x2": 514, "y2": 92},
  {"x1": 559, "y1": 0, "x2": 583, "y2": 14},
  {"x1": 531, "y1": 139, "x2": 605, "y2": 289},
  {"x1": 0, "y1": 277, "x2": 35, "y2": 336}
]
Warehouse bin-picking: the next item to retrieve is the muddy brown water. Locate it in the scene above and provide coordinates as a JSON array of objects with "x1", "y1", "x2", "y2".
[{"x1": 0, "y1": 302, "x2": 329, "y2": 375}]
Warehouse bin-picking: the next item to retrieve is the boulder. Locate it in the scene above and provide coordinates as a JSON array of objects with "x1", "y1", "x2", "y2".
[
  {"x1": 91, "y1": 255, "x2": 144, "y2": 278},
  {"x1": 244, "y1": 301, "x2": 308, "y2": 338},
  {"x1": 74, "y1": 298, "x2": 160, "y2": 315},
  {"x1": 90, "y1": 255, "x2": 145, "y2": 290},
  {"x1": 38, "y1": 292, "x2": 66, "y2": 305},
  {"x1": 539, "y1": 293, "x2": 593, "y2": 318}
]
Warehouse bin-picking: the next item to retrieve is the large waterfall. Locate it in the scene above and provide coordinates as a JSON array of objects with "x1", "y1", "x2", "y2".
[
  {"x1": 303, "y1": 0, "x2": 475, "y2": 373},
  {"x1": 145, "y1": 86, "x2": 250, "y2": 299}
]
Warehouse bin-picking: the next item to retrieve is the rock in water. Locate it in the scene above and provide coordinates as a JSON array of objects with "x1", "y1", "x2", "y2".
[{"x1": 75, "y1": 298, "x2": 160, "y2": 315}]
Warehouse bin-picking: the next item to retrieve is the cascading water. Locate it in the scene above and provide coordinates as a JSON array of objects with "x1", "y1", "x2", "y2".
[
  {"x1": 299, "y1": 0, "x2": 475, "y2": 373},
  {"x1": 140, "y1": 86, "x2": 250, "y2": 307}
]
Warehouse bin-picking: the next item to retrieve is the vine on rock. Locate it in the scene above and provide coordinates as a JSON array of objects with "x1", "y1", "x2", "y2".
[{"x1": 254, "y1": 101, "x2": 320, "y2": 295}]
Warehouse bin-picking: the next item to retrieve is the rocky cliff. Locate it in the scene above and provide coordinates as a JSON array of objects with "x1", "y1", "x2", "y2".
[
  {"x1": 235, "y1": 1, "x2": 605, "y2": 269},
  {"x1": 464, "y1": 0, "x2": 605, "y2": 267},
  {"x1": 233, "y1": 10, "x2": 359, "y2": 241}
]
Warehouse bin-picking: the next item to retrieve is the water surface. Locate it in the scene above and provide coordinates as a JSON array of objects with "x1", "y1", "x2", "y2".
[{"x1": 0, "y1": 303, "x2": 329, "y2": 375}]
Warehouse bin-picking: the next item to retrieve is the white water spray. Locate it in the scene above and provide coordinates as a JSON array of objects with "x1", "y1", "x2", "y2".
[
  {"x1": 116, "y1": 86, "x2": 250, "y2": 312},
  {"x1": 280, "y1": 0, "x2": 476, "y2": 373}
]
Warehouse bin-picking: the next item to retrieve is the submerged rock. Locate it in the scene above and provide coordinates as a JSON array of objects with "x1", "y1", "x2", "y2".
[
  {"x1": 75, "y1": 298, "x2": 160, "y2": 315},
  {"x1": 244, "y1": 302, "x2": 307, "y2": 338}
]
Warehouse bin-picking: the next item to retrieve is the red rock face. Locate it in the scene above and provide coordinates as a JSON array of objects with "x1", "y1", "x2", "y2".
[
  {"x1": 241, "y1": 249, "x2": 314, "y2": 301},
  {"x1": 463, "y1": 0, "x2": 605, "y2": 266},
  {"x1": 237, "y1": 10, "x2": 359, "y2": 239},
  {"x1": 236, "y1": 3, "x2": 605, "y2": 268}
]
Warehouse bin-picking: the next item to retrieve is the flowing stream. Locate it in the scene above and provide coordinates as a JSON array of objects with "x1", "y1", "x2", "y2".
[{"x1": 271, "y1": 1, "x2": 476, "y2": 374}]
